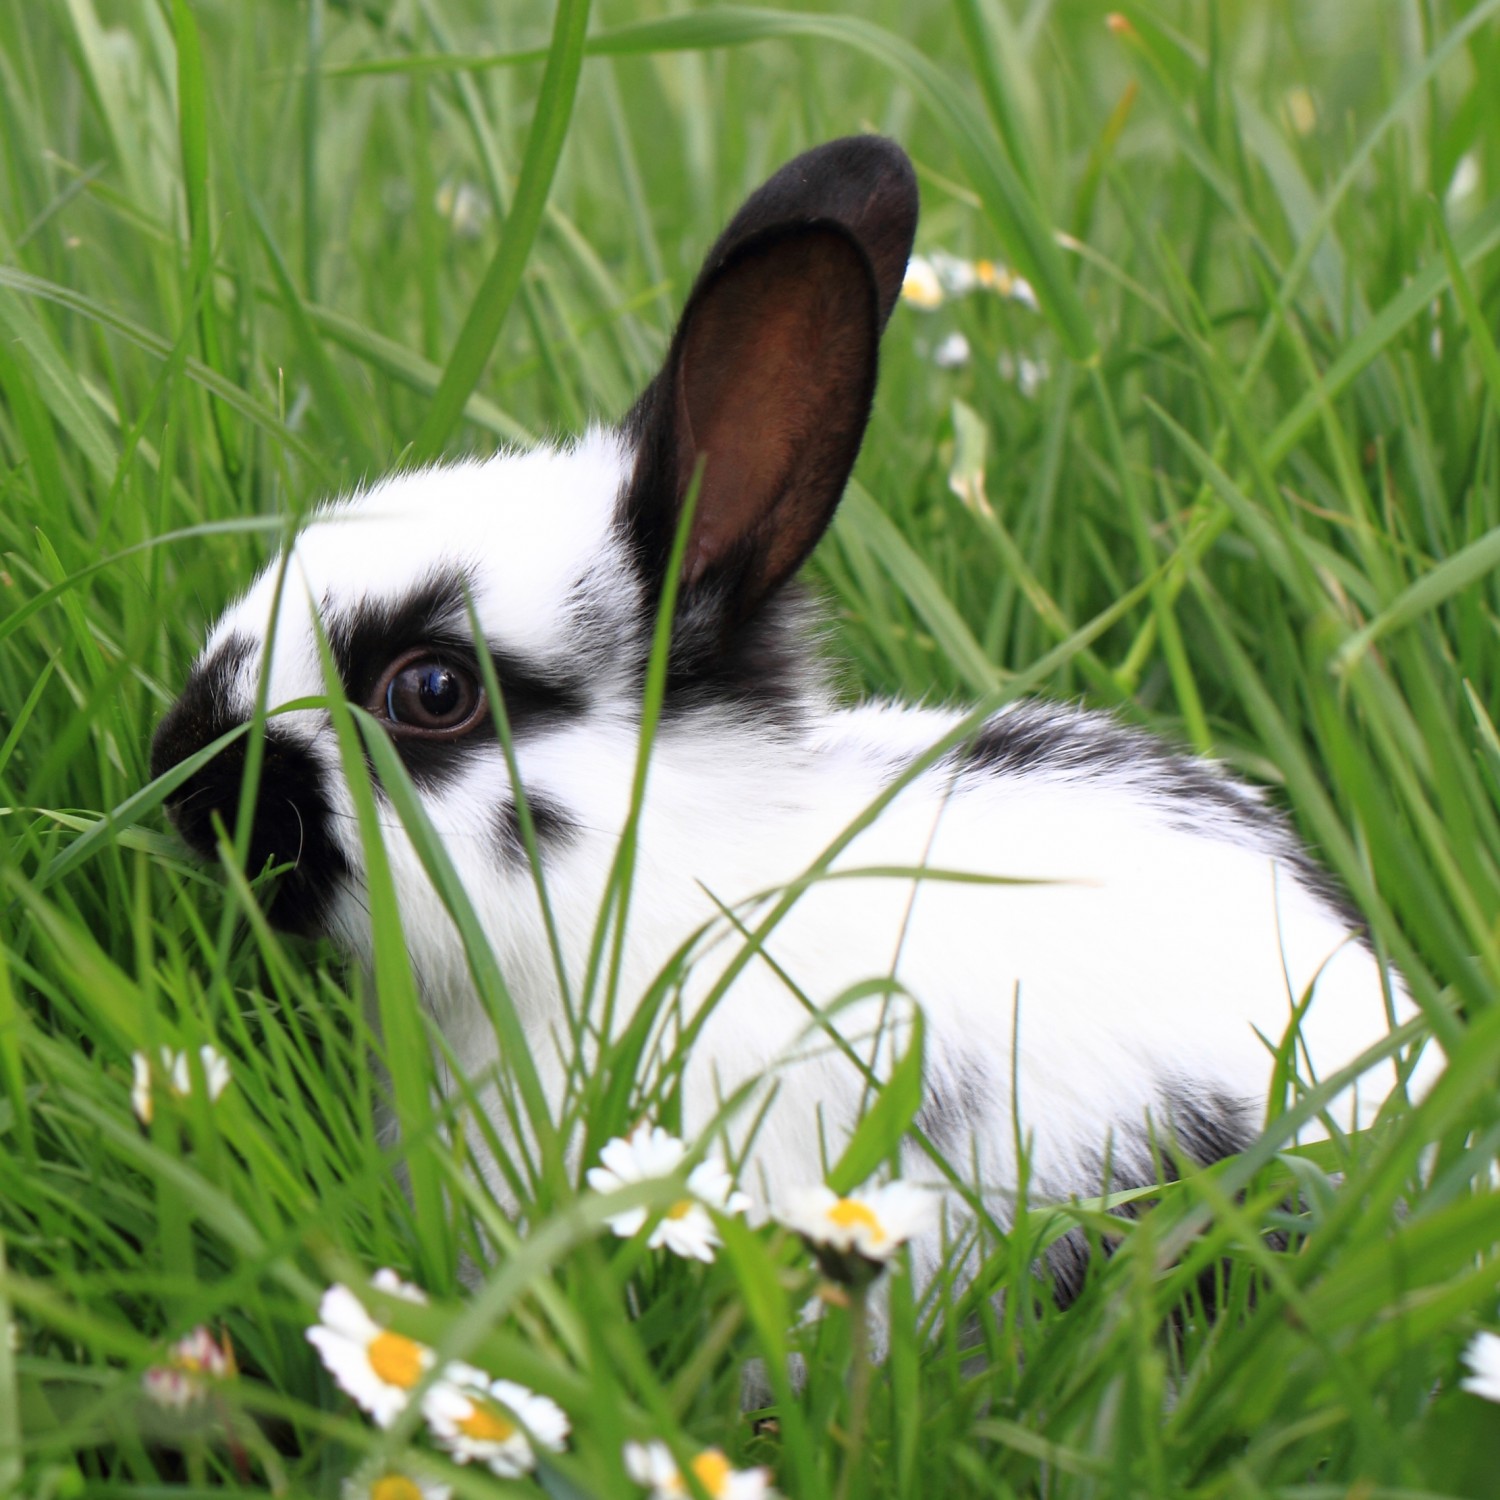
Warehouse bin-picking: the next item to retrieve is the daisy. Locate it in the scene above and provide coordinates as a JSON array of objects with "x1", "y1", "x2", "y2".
[
  {"x1": 974, "y1": 258, "x2": 1039, "y2": 311},
  {"x1": 587, "y1": 1126, "x2": 751, "y2": 1263},
  {"x1": 1460, "y1": 1330, "x2": 1500, "y2": 1402},
  {"x1": 191, "y1": 1043, "x2": 233, "y2": 1101},
  {"x1": 306, "y1": 1281, "x2": 435, "y2": 1426},
  {"x1": 998, "y1": 351, "x2": 1048, "y2": 398},
  {"x1": 370, "y1": 1267, "x2": 427, "y2": 1304},
  {"x1": 341, "y1": 1458, "x2": 452, "y2": 1500},
  {"x1": 777, "y1": 1179, "x2": 939, "y2": 1287},
  {"x1": 132, "y1": 1044, "x2": 232, "y2": 1125},
  {"x1": 131, "y1": 1052, "x2": 155, "y2": 1124},
  {"x1": 924, "y1": 250, "x2": 1040, "y2": 312},
  {"x1": 928, "y1": 249, "x2": 979, "y2": 297},
  {"x1": 932, "y1": 332, "x2": 971, "y2": 369},
  {"x1": 624, "y1": 1440, "x2": 774, "y2": 1500},
  {"x1": 425, "y1": 1369, "x2": 569, "y2": 1478},
  {"x1": 899, "y1": 254, "x2": 943, "y2": 310},
  {"x1": 434, "y1": 178, "x2": 489, "y2": 241},
  {"x1": 141, "y1": 1324, "x2": 234, "y2": 1410}
]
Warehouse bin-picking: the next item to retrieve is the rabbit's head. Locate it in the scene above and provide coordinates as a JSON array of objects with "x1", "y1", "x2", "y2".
[{"x1": 149, "y1": 137, "x2": 919, "y2": 947}]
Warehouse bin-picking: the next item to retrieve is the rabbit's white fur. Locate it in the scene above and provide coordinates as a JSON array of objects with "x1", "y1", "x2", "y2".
[
  {"x1": 201, "y1": 429, "x2": 1429, "y2": 1214},
  {"x1": 155, "y1": 138, "x2": 1437, "y2": 1286}
]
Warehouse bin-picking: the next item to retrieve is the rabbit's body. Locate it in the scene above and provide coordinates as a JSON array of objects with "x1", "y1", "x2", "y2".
[{"x1": 153, "y1": 137, "x2": 1433, "y2": 1284}]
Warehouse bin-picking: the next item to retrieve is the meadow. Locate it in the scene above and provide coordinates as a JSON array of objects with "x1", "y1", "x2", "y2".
[{"x1": 2, "y1": 1, "x2": 1500, "y2": 1495}]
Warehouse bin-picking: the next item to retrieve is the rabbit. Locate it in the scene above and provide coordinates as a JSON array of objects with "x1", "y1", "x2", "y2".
[{"x1": 150, "y1": 135, "x2": 1437, "y2": 1296}]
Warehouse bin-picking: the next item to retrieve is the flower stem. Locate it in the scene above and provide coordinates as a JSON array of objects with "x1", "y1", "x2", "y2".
[{"x1": 836, "y1": 1284, "x2": 872, "y2": 1500}]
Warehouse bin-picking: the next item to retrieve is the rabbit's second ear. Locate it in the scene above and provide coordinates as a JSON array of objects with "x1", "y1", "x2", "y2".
[{"x1": 622, "y1": 140, "x2": 916, "y2": 633}]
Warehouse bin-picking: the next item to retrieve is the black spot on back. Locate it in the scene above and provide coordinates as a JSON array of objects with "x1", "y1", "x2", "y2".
[
  {"x1": 953, "y1": 701, "x2": 1369, "y2": 942},
  {"x1": 1156, "y1": 1086, "x2": 1260, "y2": 1169},
  {"x1": 914, "y1": 1050, "x2": 995, "y2": 1167},
  {"x1": 1040, "y1": 1088, "x2": 1260, "y2": 1306}
]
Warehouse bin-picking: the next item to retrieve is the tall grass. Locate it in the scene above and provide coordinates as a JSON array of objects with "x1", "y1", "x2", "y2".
[{"x1": 2, "y1": 1, "x2": 1499, "y2": 1495}]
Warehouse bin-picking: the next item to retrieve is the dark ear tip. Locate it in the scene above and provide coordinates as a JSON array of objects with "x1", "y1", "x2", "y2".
[
  {"x1": 700, "y1": 135, "x2": 919, "y2": 326},
  {"x1": 803, "y1": 134, "x2": 918, "y2": 199}
]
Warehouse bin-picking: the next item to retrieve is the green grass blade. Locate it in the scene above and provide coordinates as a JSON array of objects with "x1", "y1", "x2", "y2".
[{"x1": 409, "y1": 0, "x2": 591, "y2": 462}]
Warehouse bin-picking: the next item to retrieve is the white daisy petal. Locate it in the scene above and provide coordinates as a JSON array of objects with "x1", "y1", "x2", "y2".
[
  {"x1": 596, "y1": 1132, "x2": 651, "y2": 1181},
  {"x1": 131, "y1": 1044, "x2": 232, "y2": 1121},
  {"x1": 1009, "y1": 274, "x2": 1040, "y2": 312},
  {"x1": 589, "y1": 1127, "x2": 751, "y2": 1263},
  {"x1": 1460, "y1": 1330, "x2": 1500, "y2": 1403},
  {"x1": 371, "y1": 1268, "x2": 428, "y2": 1304},
  {"x1": 435, "y1": 1359, "x2": 493, "y2": 1393},
  {"x1": 933, "y1": 332, "x2": 971, "y2": 368},
  {"x1": 198, "y1": 1044, "x2": 232, "y2": 1101},
  {"x1": 900, "y1": 254, "x2": 943, "y2": 310},
  {"x1": 604, "y1": 1205, "x2": 652, "y2": 1238},
  {"x1": 624, "y1": 1440, "x2": 678, "y2": 1490},
  {"x1": 131, "y1": 1051, "x2": 153, "y2": 1124},
  {"x1": 929, "y1": 249, "x2": 976, "y2": 296},
  {"x1": 638, "y1": 1125, "x2": 689, "y2": 1177},
  {"x1": 647, "y1": 1201, "x2": 720, "y2": 1263},
  {"x1": 685, "y1": 1158, "x2": 750, "y2": 1215},
  {"x1": 166, "y1": 1047, "x2": 192, "y2": 1096}
]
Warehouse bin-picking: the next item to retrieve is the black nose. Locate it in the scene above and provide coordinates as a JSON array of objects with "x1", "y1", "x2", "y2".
[{"x1": 151, "y1": 642, "x2": 348, "y2": 935}]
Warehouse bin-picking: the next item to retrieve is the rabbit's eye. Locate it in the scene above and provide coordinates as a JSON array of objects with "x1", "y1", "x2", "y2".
[{"x1": 374, "y1": 652, "x2": 484, "y2": 736}]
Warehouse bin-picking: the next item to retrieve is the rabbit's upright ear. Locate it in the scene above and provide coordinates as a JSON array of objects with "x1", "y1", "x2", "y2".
[{"x1": 622, "y1": 136, "x2": 918, "y2": 630}]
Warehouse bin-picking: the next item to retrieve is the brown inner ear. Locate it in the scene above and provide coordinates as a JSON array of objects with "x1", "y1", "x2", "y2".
[{"x1": 672, "y1": 227, "x2": 879, "y2": 608}]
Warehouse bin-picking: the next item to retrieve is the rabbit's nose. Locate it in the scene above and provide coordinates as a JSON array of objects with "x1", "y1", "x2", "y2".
[{"x1": 152, "y1": 655, "x2": 350, "y2": 935}]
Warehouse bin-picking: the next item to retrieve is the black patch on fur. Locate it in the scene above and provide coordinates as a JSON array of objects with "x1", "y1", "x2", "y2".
[
  {"x1": 953, "y1": 701, "x2": 1370, "y2": 942},
  {"x1": 1040, "y1": 1089, "x2": 1260, "y2": 1305},
  {"x1": 1155, "y1": 1087, "x2": 1260, "y2": 1170},
  {"x1": 324, "y1": 572, "x2": 586, "y2": 790},
  {"x1": 597, "y1": 481, "x2": 817, "y2": 730},
  {"x1": 660, "y1": 584, "x2": 816, "y2": 729},
  {"x1": 494, "y1": 793, "x2": 578, "y2": 868},
  {"x1": 914, "y1": 1052, "x2": 995, "y2": 1165},
  {"x1": 151, "y1": 636, "x2": 348, "y2": 936}
]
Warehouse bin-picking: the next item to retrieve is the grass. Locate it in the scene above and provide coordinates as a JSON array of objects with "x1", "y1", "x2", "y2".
[{"x1": 2, "y1": 0, "x2": 1500, "y2": 1494}]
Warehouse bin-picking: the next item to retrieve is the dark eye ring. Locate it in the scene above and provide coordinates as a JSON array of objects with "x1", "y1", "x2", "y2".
[{"x1": 370, "y1": 649, "x2": 486, "y2": 738}]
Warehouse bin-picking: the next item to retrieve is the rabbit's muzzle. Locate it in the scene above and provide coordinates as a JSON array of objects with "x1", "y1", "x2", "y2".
[{"x1": 151, "y1": 665, "x2": 349, "y2": 936}]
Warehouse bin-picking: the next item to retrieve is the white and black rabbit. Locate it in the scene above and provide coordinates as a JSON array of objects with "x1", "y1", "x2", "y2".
[{"x1": 151, "y1": 136, "x2": 1434, "y2": 1293}]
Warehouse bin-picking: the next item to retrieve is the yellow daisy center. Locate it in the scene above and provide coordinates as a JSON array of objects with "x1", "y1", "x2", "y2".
[
  {"x1": 827, "y1": 1198, "x2": 885, "y2": 1243},
  {"x1": 366, "y1": 1330, "x2": 425, "y2": 1389},
  {"x1": 371, "y1": 1477, "x2": 423, "y2": 1500},
  {"x1": 665, "y1": 1199, "x2": 696, "y2": 1220},
  {"x1": 689, "y1": 1450, "x2": 732, "y2": 1497},
  {"x1": 458, "y1": 1400, "x2": 517, "y2": 1443}
]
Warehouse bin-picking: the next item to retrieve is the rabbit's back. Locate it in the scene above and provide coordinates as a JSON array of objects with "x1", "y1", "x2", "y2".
[{"x1": 648, "y1": 695, "x2": 1426, "y2": 1211}]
